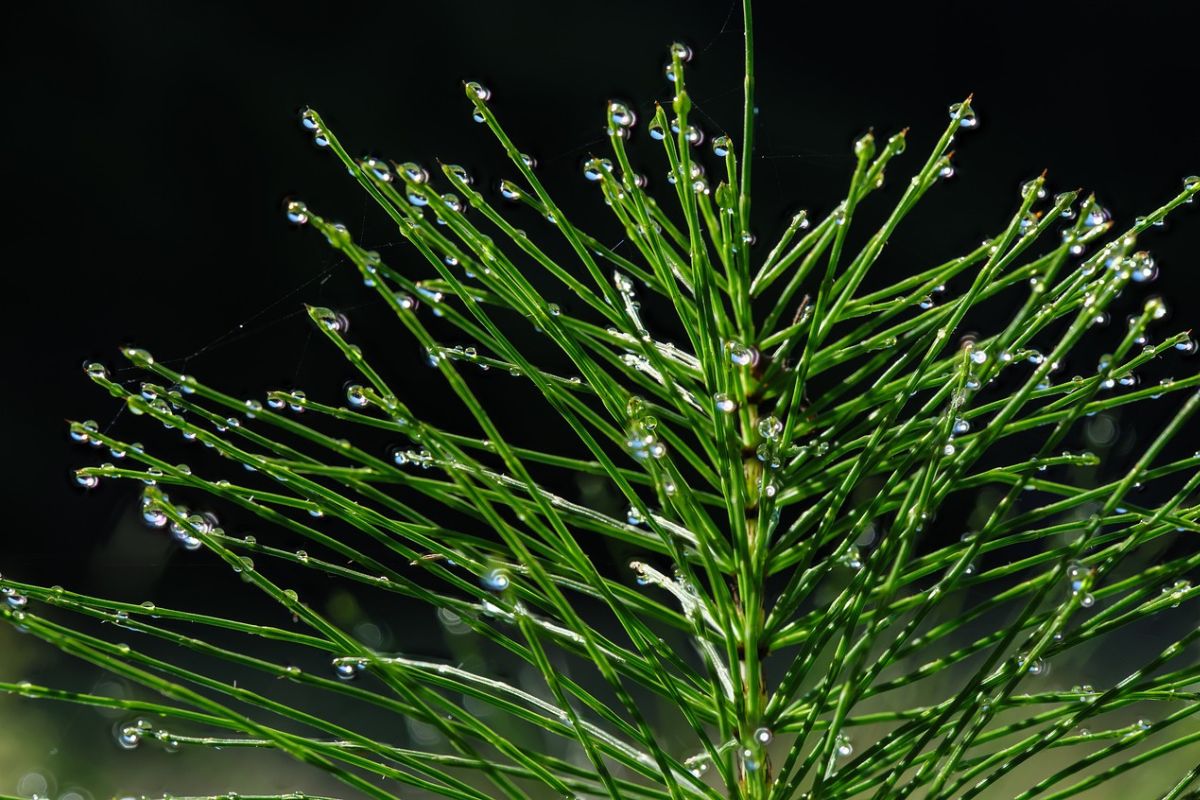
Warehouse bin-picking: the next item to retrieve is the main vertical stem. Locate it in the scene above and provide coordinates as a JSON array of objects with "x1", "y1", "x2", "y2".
[{"x1": 737, "y1": 2, "x2": 769, "y2": 798}]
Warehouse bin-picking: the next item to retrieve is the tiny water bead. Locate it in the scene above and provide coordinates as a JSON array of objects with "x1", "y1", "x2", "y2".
[
  {"x1": 84, "y1": 361, "x2": 109, "y2": 380},
  {"x1": 757, "y1": 416, "x2": 783, "y2": 440},
  {"x1": 361, "y1": 157, "x2": 392, "y2": 183},
  {"x1": 1067, "y1": 561, "x2": 1091, "y2": 595},
  {"x1": 835, "y1": 733, "x2": 854, "y2": 758},
  {"x1": 1084, "y1": 203, "x2": 1111, "y2": 228},
  {"x1": 608, "y1": 100, "x2": 636, "y2": 128},
  {"x1": 712, "y1": 135, "x2": 732, "y2": 157},
  {"x1": 69, "y1": 419, "x2": 99, "y2": 444},
  {"x1": 400, "y1": 161, "x2": 430, "y2": 184},
  {"x1": 648, "y1": 119, "x2": 666, "y2": 141},
  {"x1": 333, "y1": 659, "x2": 363, "y2": 681},
  {"x1": 3, "y1": 587, "x2": 28, "y2": 609},
  {"x1": 948, "y1": 102, "x2": 978, "y2": 128},
  {"x1": 465, "y1": 81, "x2": 491, "y2": 102},
  {"x1": 753, "y1": 727, "x2": 773, "y2": 745},
  {"x1": 310, "y1": 306, "x2": 350, "y2": 333},
  {"x1": 122, "y1": 347, "x2": 155, "y2": 367},
  {"x1": 115, "y1": 723, "x2": 145, "y2": 750},
  {"x1": 1020, "y1": 654, "x2": 1050, "y2": 677},
  {"x1": 838, "y1": 546, "x2": 863, "y2": 571},
  {"x1": 345, "y1": 384, "x2": 369, "y2": 409},
  {"x1": 686, "y1": 755, "x2": 711, "y2": 778},
  {"x1": 583, "y1": 158, "x2": 613, "y2": 182},
  {"x1": 726, "y1": 341, "x2": 759, "y2": 367},
  {"x1": 498, "y1": 179, "x2": 522, "y2": 201},
  {"x1": 713, "y1": 392, "x2": 737, "y2": 414},
  {"x1": 482, "y1": 568, "x2": 510, "y2": 592},
  {"x1": 1021, "y1": 179, "x2": 1047, "y2": 200}
]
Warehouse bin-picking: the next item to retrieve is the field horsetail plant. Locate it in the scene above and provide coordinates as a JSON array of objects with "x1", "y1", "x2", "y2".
[{"x1": 6, "y1": 2, "x2": 1200, "y2": 798}]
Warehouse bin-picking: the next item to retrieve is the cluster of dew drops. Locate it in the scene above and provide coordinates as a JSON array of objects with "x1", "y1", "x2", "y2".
[{"x1": 51, "y1": 43, "x2": 1200, "y2": 759}]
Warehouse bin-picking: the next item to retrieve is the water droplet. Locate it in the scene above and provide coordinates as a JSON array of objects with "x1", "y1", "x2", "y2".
[
  {"x1": 838, "y1": 547, "x2": 863, "y2": 570},
  {"x1": 361, "y1": 157, "x2": 392, "y2": 183},
  {"x1": 713, "y1": 392, "x2": 737, "y2": 414},
  {"x1": 835, "y1": 733, "x2": 853, "y2": 758},
  {"x1": 1085, "y1": 203, "x2": 1110, "y2": 228},
  {"x1": 726, "y1": 341, "x2": 759, "y2": 367},
  {"x1": 757, "y1": 416, "x2": 783, "y2": 440},
  {"x1": 948, "y1": 102, "x2": 977, "y2": 128},
  {"x1": 82, "y1": 361, "x2": 109, "y2": 382},
  {"x1": 310, "y1": 306, "x2": 349, "y2": 333},
  {"x1": 333, "y1": 660, "x2": 361, "y2": 681},
  {"x1": 498, "y1": 179, "x2": 522, "y2": 201},
  {"x1": 69, "y1": 419, "x2": 98, "y2": 444},
  {"x1": 115, "y1": 724, "x2": 142, "y2": 750},
  {"x1": 712, "y1": 135, "x2": 732, "y2": 157},
  {"x1": 122, "y1": 347, "x2": 154, "y2": 367},
  {"x1": 670, "y1": 42, "x2": 693, "y2": 62},
  {"x1": 465, "y1": 81, "x2": 491, "y2": 102},
  {"x1": 482, "y1": 568, "x2": 510, "y2": 592},
  {"x1": 608, "y1": 100, "x2": 636, "y2": 128},
  {"x1": 583, "y1": 158, "x2": 613, "y2": 182},
  {"x1": 1023, "y1": 655, "x2": 1049, "y2": 676},
  {"x1": 345, "y1": 384, "x2": 369, "y2": 409},
  {"x1": 754, "y1": 727, "x2": 773, "y2": 745}
]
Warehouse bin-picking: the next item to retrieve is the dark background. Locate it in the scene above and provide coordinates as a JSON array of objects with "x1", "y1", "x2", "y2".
[
  {"x1": 2, "y1": 1, "x2": 1199, "y2": 797},
  {"x1": 5, "y1": 0, "x2": 1199, "y2": 586}
]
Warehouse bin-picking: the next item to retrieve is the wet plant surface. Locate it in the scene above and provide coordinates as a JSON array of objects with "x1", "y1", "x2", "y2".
[{"x1": 3, "y1": 2, "x2": 1200, "y2": 799}]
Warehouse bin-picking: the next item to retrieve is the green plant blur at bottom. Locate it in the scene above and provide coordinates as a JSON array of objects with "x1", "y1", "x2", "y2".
[{"x1": 4, "y1": 4, "x2": 1200, "y2": 799}]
